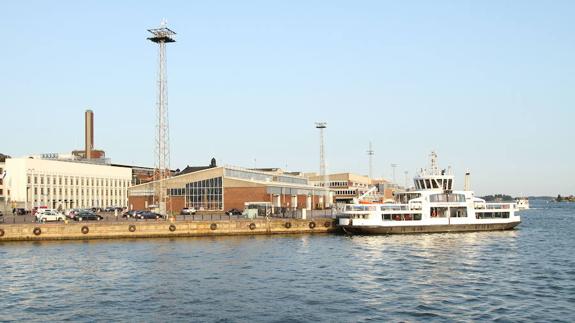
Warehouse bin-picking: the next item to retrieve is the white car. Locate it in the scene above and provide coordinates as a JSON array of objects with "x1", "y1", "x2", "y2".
[
  {"x1": 37, "y1": 210, "x2": 65, "y2": 222},
  {"x1": 180, "y1": 207, "x2": 196, "y2": 215}
]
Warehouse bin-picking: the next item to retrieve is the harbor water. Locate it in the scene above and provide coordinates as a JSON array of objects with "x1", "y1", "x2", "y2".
[{"x1": 1, "y1": 201, "x2": 574, "y2": 322}]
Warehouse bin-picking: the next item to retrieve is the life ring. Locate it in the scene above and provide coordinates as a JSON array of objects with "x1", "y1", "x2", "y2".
[
  {"x1": 128, "y1": 225, "x2": 136, "y2": 232},
  {"x1": 169, "y1": 224, "x2": 176, "y2": 232},
  {"x1": 324, "y1": 221, "x2": 331, "y2": 228},
  {"x1": 0, "y1": 228, "x2": 4, "y2": 237},
  {"x1": 33, "y1": 227, "x2": 42, "y2": 236},
  {"x1": 249, "y1": 223, "x2": 256, "y2": 230},
  {"x1": 210, "y1": 223, "x2": 217, "y2": 230},
  {"x1": 309, "y1": 222, "x2": 316, "y2": 229},
  {"x1": 81, "y1": 226, "x2": 89, "y2": 234},
  {"x1": 284, "y1": 222, "x2": 292, "y2": 229}
]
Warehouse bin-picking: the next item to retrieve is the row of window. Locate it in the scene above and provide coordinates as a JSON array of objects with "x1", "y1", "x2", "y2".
[
  {"x1": 476, "y1": 212, "x2": 510, "y2": 219},
  {"x1": 336, "y1": 190, "x2": 357, "y2": 195},
  {"x1": 27, "y1": 175, "x2": 129, "y2": 188},
  {"x1": 32, "y1": 199, "x2": 125, "y2": 208},
  {"x1": 383, "y1": 214, "x2": 422, "y2": 221},
  {"x1": 32, "y1": 187, "x2": 125, "y2": 196},
  {"x1": 415, "y1": 178, "x2": 453, "y2": 190},
  {"x1": 430, "y1": 193, "x2": 466, "y2": 203}
]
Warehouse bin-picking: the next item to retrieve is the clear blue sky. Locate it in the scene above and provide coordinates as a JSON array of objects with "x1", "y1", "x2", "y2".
[{"x1": 1, "y1": 1, "x2": 574, "y2": 196}]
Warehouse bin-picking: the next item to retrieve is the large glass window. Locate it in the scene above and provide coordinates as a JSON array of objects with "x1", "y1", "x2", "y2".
[{"x1": 185, "y1": 177, "x2": 223, "y2": 210}]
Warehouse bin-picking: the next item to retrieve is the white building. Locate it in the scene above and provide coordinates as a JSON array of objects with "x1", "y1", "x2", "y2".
[{"x1": 4, "y1": 158, "x2": 132, "y2": 210}]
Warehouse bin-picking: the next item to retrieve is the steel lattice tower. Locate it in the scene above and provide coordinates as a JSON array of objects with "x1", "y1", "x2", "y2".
[
  {"x1": 367, "y1": 141, "x2": 374, "y2": 179},
  {"x1": 315, "y1": 122, "x2": 329, "y2": 207},
  {"x1": 148, "y1": 20, "x2": 176, "y2": 214}
]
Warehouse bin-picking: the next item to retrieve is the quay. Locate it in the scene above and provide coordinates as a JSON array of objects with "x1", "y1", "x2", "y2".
[{"x1": 0, "y1": 218, "x2": 337, "y2": 242}]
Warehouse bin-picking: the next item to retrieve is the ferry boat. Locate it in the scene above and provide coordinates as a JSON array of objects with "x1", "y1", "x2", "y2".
[
  {"x1": 338, "y1": 152, "x2": 521, "y2": 234},
  {"x1": 515, "y1": 197, "x2": 530, "y2": 211}
]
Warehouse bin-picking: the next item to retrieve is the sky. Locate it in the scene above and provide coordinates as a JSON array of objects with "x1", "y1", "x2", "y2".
[{"x1": 0, "y1": 1, "x2": 574, "y2": 196}]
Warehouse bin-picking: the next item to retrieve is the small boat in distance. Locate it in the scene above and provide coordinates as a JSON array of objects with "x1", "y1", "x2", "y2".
[
  {"x1": 515, "y1": 197, "x2": 530, "y2": 211},
  {"x1": 338, "y1": 152, "x2": 521, "y2": 234}
]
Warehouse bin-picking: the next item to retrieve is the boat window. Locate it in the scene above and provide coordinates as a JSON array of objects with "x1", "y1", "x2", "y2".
[
  {"x1": 432, "y1": 180, "x2": 439, "y2": 189},
  {"x1": 476, "y1": 212, "x2": 510, "y2": 219},
  {"x1": 450, "y1": 207, "x2": 467, "y2": 218},
  {"x1": 430, "y1": 207, "x2": 448, "y2": 218},
  {"x1": 425, "y1": 179, "x2": 431, "y2": 189},
  {"x1": 448, "y1": 179, "x2": 452, "y2": 190},
  {"x1": 387, "y1": 214, "x2": 422, "y2": 221},
  {"x1": 430, "y1": 193, "x2": 466, "y2": 203},
  {"x1": 381, "y1": 205, "x2": 407, "y2": 211}
]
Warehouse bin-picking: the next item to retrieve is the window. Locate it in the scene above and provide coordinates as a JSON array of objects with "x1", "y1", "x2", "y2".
[
  {"x1": 430, "y1": 194, "x2": 466, "y2": 203},
  {"x1": 450, "y1": 207, "x2": 467, "y2": 218},
  {"x1": 382, "y1": 213, "x2": 421, "y2": 221},
  {"x1": 185, "y1": 177, "x2": 223, "y2": 210},
  {"x1": 476, "y1": 212, "x2": 510, "y2": 219}
]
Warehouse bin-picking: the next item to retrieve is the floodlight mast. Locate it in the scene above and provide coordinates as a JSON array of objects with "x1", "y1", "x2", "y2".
[
  {"x1": 148, "y1": 20, "x2": 176, "y2": 215},
  {"x1": 315, "y1": 122, "x2": 329, "y2": 208}
]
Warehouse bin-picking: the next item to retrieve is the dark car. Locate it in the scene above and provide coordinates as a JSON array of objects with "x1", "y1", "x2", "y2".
[
  {"x1": 122, "y1": 210, "x2": 143, "y2": 218},
  {"x1": 15, "y1": 208, "x2": 28, "y2": 215},
  {"x1": 225, "y1": 208, "x2": 243, "y2": 216},
  {"x1": 74, "y1": 211, "x2": 103, "y2": 222},
  {"x1": 136, "y1": 211, "x2": 164, "y2": 220}
]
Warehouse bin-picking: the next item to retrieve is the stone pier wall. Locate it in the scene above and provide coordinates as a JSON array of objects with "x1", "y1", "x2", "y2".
[{"x1": 0, "y1": 218, "x2": 337, "y2": 242}]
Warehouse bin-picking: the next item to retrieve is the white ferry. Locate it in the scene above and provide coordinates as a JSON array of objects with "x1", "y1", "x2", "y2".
[
  {"x1": 338, "y1": 152, "x2": 521, "y2": 234},
  {"x1": 515, "y1": 198, "x2": 530, "y2": 211}
]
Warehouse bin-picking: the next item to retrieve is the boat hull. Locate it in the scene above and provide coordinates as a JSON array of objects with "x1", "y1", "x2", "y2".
[{"x1": 340, "y1": 221, "x2": 520, "y2": 235}]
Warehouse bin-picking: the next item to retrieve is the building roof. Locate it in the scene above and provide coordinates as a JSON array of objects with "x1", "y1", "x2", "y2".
[{"x1": 176, "y1": 158, "x2": 218, "y2": 176}]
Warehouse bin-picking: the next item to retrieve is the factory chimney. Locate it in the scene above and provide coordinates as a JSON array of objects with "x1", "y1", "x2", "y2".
[{"x1": 85, "y1": 109, "x2": 94, "y2": 159}]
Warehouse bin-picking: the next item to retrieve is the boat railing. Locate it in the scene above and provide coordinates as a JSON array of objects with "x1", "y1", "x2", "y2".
[
  {"x1": 344, "y1": 205, "x2": 379, "y2": 212},
  {"x1": 344, "y1": 204, "x2": 409, "y2": 212},
  {"x1": 380, "y1": 204, "x2": 409, "y2": 211}
]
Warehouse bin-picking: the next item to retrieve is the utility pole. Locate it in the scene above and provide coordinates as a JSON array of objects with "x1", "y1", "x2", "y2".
[
  {"x1": 367, "y1": 141, "x2": 374, "y2": 179},
  {"x1": 148, "y1": 20, "x2": 176, "y2": 215}
]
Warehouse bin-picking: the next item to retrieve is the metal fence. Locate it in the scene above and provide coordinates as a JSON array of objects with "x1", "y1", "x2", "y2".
[{"x1": 0, "y1": 209, "x2": 337, "y2": 225}]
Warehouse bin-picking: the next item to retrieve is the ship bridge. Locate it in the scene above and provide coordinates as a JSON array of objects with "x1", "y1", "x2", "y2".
[{"x1": 413, "y1": 151, "x2": 454, "y2": 191}]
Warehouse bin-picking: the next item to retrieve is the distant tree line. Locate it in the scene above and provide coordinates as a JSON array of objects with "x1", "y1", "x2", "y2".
[{"x1": 481, "y1": 194, "x2": 514, "y2": 202}]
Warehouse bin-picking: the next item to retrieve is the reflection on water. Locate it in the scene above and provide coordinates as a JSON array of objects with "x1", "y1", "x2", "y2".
[{"x1": 0, "y1": 202, "x2": 573, "y2": 322}]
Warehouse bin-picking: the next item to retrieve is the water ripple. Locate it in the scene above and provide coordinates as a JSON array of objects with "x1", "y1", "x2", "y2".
[{"x1": 0, "y1": 202, "x2": 574, "y2": 322}]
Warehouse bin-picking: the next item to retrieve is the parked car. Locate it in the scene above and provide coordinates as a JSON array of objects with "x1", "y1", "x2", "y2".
[
  {"x1": 15, "y1": 208, "x2": 28, "y2": 215},
  {"x1": 122, "y1": 210, "x2": 143, "y2": 218},
  {"x1": 225, "y1": 208, "x2": 243, "y2": 216},
  {"x1": 32, "y1": 206, "x2": 50, "y2": 216},
  {"x1": 180, "y1": 207, "x2": 196, "y2": 215},
  {"x1": 35, "y1": 208, "x2": 58, "y2": 221},
  {"x1": 74, "y1": 211, "x2": 103, "y2": 222},
  {"x1": 37, "y1": 210, "x2": 66, "y2": 222},
  {"x1": 136, "y1": 211, "x2": 164, "y2": 220}
]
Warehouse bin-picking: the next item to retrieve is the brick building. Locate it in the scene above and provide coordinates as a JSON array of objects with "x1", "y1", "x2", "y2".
[{"x1": 128, "y1": 163, "x2": 327, "y2": 214}]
